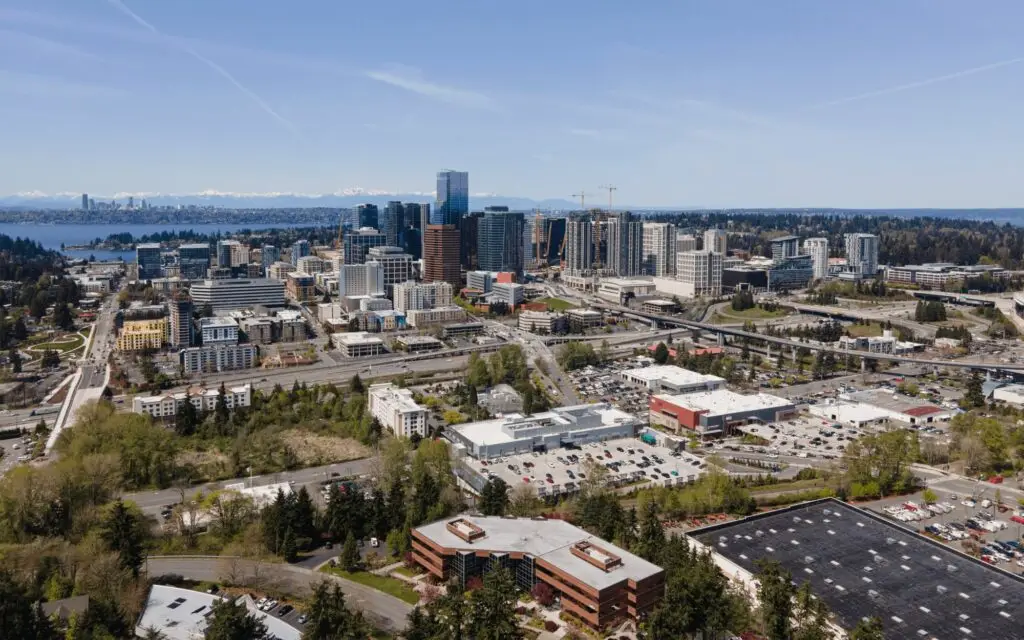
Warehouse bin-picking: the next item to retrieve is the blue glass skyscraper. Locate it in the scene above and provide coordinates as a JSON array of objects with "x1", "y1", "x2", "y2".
[
  {"x1": 477, "y1": 211, "x2": 525, "y2": 275},
  {"x1": 435, "y1": 170, "x2": 469, "y2": 225}
]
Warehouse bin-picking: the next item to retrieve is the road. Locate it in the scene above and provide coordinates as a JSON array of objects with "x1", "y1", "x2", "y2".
[
  {"x1": 783, "y1": 301, "x2": 937, "y2": 338},
  {"x1": 123, "y1": 457, "x2": 375, "y2": 516},
  {"x1": 145, "y1": 556, "x2": 412, "y2": 633}
]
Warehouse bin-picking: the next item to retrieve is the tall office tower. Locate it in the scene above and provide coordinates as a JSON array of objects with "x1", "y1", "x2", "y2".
[
  {"x1": 88, "y1": 198, "x2": 95, "y2": 211},
  {"x1": 136, "y1": 243, "x2": 162, "y2": 280},
  {"x1": 436, "y1": 170, "x2": 469, "y2": 225},
  {"x1": 606, "y1": 212, "x2": 644, "y2": 276},
  {"x1": 382, "y1": 201, "x2": 404, "y2": 246},
  {"x1": 228, "y1": 242, "x2": 250, "y2": 267},
  {"x1": 168, "y1": 292, "x2": 194, "y2": 348},
  {"x1": 642, "y1": 222, "x2": 677, "y2": 276},
  {"x1": 565, "y1": 217, "x2": 594, "y2": 274},
  {"x1": 803, "y1": 237, "x2": 829, "y2": 280},
  {"x1": 477, "y1": 210, "x2": 525, "y2": 275},
  {"x1": 677, "y1": 250, "x2": 723, "y2": 298},
  {"x1": 141, "y1": 199, "x2": 147, "y2": 210},
  {"x1": 128, "y1": 196, "x2": 135, "y2": 210},
  {"x1": 337, "y1": 263, "x2": 385, "y2": 298},
  {"x1": 423, "y1": 224, "x2": 461, "y2": 290},
  {"x1": 459, "y1": 212, "x2": 483, "y2": 270},
  {"x1": 356, "y1": 204, "x2": 379, "y2": 229},
  {"x1": 703, "y1": 228, "x2": 727, "y2": 254},
  {"x1": 291, "y1": 239, "x2": 311, "y2": 266},
  {"x1": 416, "y1": 203, "x2": 431, "y2": 259},
  {"x1": 216, "y1": 240, "x2": 236, "y2": 268},
  {"x1": 343, "y1": 228, "x2": 387, "y2": 264},
  {"x1": 366, "y1": 246, "x2": 414, "y2": 292},
  {"x1": 844, "y1": 233, "x2": 879, "y2": 277},
  {"x1": 770, "y1": 236, "x2": 800, "y2": 261},
  {"x1": 81, "y1": 193, "x2": 89, "y2": 210},
  {"x1": 261, "y1": 245, "x2": 280, "y2": 275},
  {"x1": 542, "y1": 217, "x2": 567, "y2": 265},
  {"x1": 676, "y1": 234, "x2": 698, "y2": 253},
  {"x1": 178, "y1": 243, "x2": 211, "y2": 280}
]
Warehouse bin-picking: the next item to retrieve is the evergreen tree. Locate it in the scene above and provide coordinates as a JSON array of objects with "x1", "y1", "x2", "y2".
[
  {"x1": 53, "y1": 302, "x2": 74, "y2": 330},
  {"x1": 204, "y1": 599, "x2": 269, "y2": 640},
  {"x1": 468, "y1": 567, "x2": 523, "y2": 640},
  {"x1": 99, "y1": 499, "x2": 146, "y2": 575},
  {"x1": 282, "y1": 527, "x2": 298, "y2": 562},
  {"x1": 634, "y1": 501, "x2": 665, "y2": 562},
  {"x1": 848, "y1": 617, "x2": 885, "y2": 640},
  {"x1": 653, "y1": 342, "x2": 670, "y2": 364},
  {"x1": 756, "y1": 560, "x2": 794, "y2": 640},
  {"x1": 350, "y1": 374, "x2": 364, "y2": 394},
  {"x1": 479, "y1": 477, "x2": 509, "y2": 516},
  {"x1": 963, "y1": 371, "x2": 985, "y2": 408},
  {"x1": 793, "y1": 581, "x2": 831, "y2": 640},
  {"x1": 8, "y1": 347, "x2": 20, "y2": 374},
  {"x1": 302, "y1": 581, "x2": 364, "y2": 640},
  {"x1": 13, "y1": 316, "x2": 27, "y2": 341},
  {"x1": 214, "y1": 383, "x2": 229, "y2": 425},
  {"x1": 0, "y1": 569, "x2": 57, "y2": 640},
  {"x1": 403, "y1": 606, "x2": 437, "y2": 640},
  {"x1": 174, "y1": 399, "x2": 201, "y2": 437},
  {"x1": 340, "y1": 531, "x2": 360, "y2": 572},
  {"x1": 369, "y1": 489, "x2": 389, "y2": 540},
  {"x1": 293, "y1": 486, "x2": 318, "y2": 548}
]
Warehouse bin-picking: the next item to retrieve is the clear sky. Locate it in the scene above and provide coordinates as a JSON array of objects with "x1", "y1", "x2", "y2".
[{"x1": 1, "y1": 1, "x2": 1023, "y2": 208}]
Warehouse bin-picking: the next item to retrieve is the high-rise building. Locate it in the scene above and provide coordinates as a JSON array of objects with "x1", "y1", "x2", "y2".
[
  {"x1": 478, "y1": 210, "x2": 525, "y2": 275},
  {"x1": 423, "y1": 224, "x2": 461, "y2": 290},
  {"x1": 189, "y1": 279, "x2": 286, "y2": 310},
  {"x1": 770, "y1": 236, "x2": 800, "y2": 261},
  {"x1": 436, "y1": 170, "x2": 469, "y2": 225},
  {"x1": 228, "y1": 242, "x2": 250, "y2": 267},
  {"x1": 565, "y1": 217, "x2": 594, "y2": 274},
  {"x1": 676, "y1": 234, "x2": 697, "y2": 253},
  {"x1": 337, "y1": 263, "x2": 385, "y2": 298},
  {"x1": 540, "y1": 217, "x2": 567, "y2": 266},
  {"x1": 178, "y1": 244, "x2": 211, "y2": 280},
  {"x1": 703, "y1": 229, "x2": 727, "y2": 254},
  {"x1": 136, "y1": 243, "x2": 162, "y2": 280},
  {"x1": 844, "y1": 233, "x2": 879, "y2": 278},
  {"x1": 768, "y1": 255, "x2": 814, "y2": 291},
  {"x1": 459, "y1": 212, "x2": 483, "y2": 270},
  {"x1": 382, "y1": 201, "x2": 404, "y2": 246},
  {"x1": 81, "y1": 193, "x2": 89, "y2": 210},
  {"x1": 642, "y1": 222, "x2": 676, "y2": 276},
  {"x1": 168, "y1": 293, "x2": 194, "y2": 348},
  {"x1": 357, "y1": 204, "x2": 379, "y2": 230},
  {"x1": 343, "y1": 228, "x2": 387, "y2": 265},
  {"x1": 803, "y1": 238, "x2": 829, "y2": 280},
  {"x1": 261, "y1": 245, "x2": 280, "y2": 275},
  {"x1": 291, "y1": 239, "x2": 311, "y2": 266},
  {"x1": 676, "y1": 250, "x2": 723, "y2": 298},
  {"x1": 216, "y1": 240, "x2": 238, "y2": 268},
  {"x1": 393, "y1": 281, "x2": 453, "y2": 312},
  {"x1": 366, "y1": 246, "x2": 414, "y2": 292},
  {"x1": 606, "y1": 212, "x2": 643, "y2": 276}
]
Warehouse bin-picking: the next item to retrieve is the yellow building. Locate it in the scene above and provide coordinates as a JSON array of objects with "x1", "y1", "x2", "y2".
[{"x1": 117, "y1": 318, "x2": 167, "y2": 352}]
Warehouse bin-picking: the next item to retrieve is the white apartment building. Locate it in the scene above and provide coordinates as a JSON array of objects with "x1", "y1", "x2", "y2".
[
  {"x1": 803, "y1": 238, "x2": 829, "y2": 280},
  {"x1": 337, "y1": 263, "x2": 385, "y2": 297},
  {"x1": 565, "y1": 218, "x2": 593, "y2": 274},
  {"x1": 268, "y1": 261, "x2": 296, "y2": 280},
  {"x1": 844, "y1": 233, "x2": 879, "y2": 277},
  {"x1": 676, "y1": 250, "x2": 723, "y2": 298},
  {"x1": 703, "y1": 229, "x2": 727, "y2": 254},
  {"x1": 133, "y1": 383, "x2": 252, "y2": 419},
  {"x1": 392, "y1": 281, "x2": 453, "y2": 313},
  {"x1": 642, "y1": 222, "x2": 677, "y2": 276},
  {"x1": 368, "y1": 383, "x2": 428, "y2": 438},
  {"x1": 296, "y1": 255, "x2": 326, "y2": 275},
  {"x1": 405, "y1": 306, "x2": 467, "y2": 327},
  {"x1": 198, "y1": 316, "x2": 239, "y2": 346},
  {"x1": 180, "y1": 344, "x2": 258, "y2": 374},
  {"x1": 676, "y1": 234, "x2": 698, "y2": 253}
]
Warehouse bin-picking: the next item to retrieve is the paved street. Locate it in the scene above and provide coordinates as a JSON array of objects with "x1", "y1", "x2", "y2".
[
  {"x1": 145, "y1": 556, "x2": 412, "y2": 633},
  {"x1": 123, "y1": 457, "x2": 375, "y2": 516}
]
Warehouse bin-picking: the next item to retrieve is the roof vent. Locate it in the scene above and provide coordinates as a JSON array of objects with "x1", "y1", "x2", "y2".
[
  {"x1": 446, "y1": 518, "x2": 486, "y2": 543},
  {"x1": 571, "y1": 541, "x2": 622, "y2": 572}
]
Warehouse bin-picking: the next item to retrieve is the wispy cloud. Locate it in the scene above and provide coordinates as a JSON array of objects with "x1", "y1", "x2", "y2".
[
  {"x1": 567, "y1": 128, "x2": 604, "y2": 138},
  {"x1": 104, "y1": 0, "x2": 300, "y2": 136},
  {"x1": 0, "y1": 28, "x2": 100, "y2": 60},
  {"x1": 0, "y1": 70, "x2": 124, "y2": 98},
  {"x1": 364, "y1": 66, "x2": 492, "y2": 109},
  {"x1": 805, "y1": 57, "x2": 1024, "y2": 110}
]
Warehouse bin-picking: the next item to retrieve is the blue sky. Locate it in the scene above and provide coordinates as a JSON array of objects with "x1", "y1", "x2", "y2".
[{"x1": 1, "y1": 0, "x2": 1023, "y2": 207}]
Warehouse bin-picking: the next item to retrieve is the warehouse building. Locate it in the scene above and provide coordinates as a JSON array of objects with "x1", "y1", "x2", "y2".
[
  {"x1": 649, "y1": 389, "x2": 797, "y2": 436},
  {"x1": 412, "y1": 516, "x2": 664, "y2": 630},
  {"x1": 619, "y1": 364, "x2": 725, "y2": 394}
]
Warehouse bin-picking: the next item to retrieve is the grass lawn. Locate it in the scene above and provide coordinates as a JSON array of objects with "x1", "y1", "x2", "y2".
[
  {"x1": 30, "y1": 334, "x2": 84, "y2": 352},
  {"x1": 320, "y1": 567, "x2": 420, "y2": 604},
  {"x1": 392, "y1": 566, "x2": 420, "y2": 578},
  {"x1": 534, "y1": 297, "x2": 576, "y2": 311},
  {"x1": 710, "y1": 306, "x2": 788, "y2": 324},
  {"x1": 845, "y1": 322, "x2": 883, "y2": 337}
]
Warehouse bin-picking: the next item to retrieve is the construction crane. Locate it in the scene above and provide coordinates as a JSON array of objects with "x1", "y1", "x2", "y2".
[
  {"x1": 600, "y1": 184, "x2": 618, "y2": 212},
  {"x1": 571, "y1": 191, "x2": 589, "y2": 211}
]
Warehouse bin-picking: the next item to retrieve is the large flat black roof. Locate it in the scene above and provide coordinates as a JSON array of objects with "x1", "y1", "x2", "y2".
[{"x1": 692, "y1": 499, "x2": 1024, "y2": 640}]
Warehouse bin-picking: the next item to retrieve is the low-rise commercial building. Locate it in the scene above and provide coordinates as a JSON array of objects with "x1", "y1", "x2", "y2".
[
  {"x1": 490, "y1": 282, "x2": 525, "y2": 308},
  {"x1": 518, "y1": 310, "x2": 567, "y2": 334},
  {"x1": 285, "y1": 272, "x2": 316, "y2": 302},
  {"x1": 619, "y1": 364, "x2": 725, "y2": 394},
  {"x1": 808, "y1": 400, "x2": 891, "y2": 429},
  {"x1": 596, "y1": 277, "x2": 656, "y2": 304},
  {"x1": 411, "y1": 516, "x2": 664, "y2": 630},
  {"x1": 397, "y1": 335, "x2": 444, "y2": 353},
  {"x1": 566, "y1": 308, "x2": 604, "y2": 331},
  {"x1": 368, "y1": 383, "x2": 428, "y2": 438},
  {"x1": 649, "y1": 389, "x2": 797, "y2": 436},
  {"x1": 446, "y1": 402, "x2": 643, "y2": 459},
  {"x1": 843, "y1": 389, "x2": 952, "y2": 426},
  {"x1": 133, "y1": 384, "x2": 252, "y2": 419},
  {"x1": 641, "y1": 298, "x2": 678, "y2": 314},
  {"x1": 180, "y1": 344, "x2": 257, "y2": 374},
  {"x1": 268, "y1": 261, "x2": 296, "y2": 281},
  {"x1": 116, "y1": 318, "x2": 166, "y2": 351},
  {"x1": 136, "y1": 585, "x2": 299, "y2": 640},
  {"x1": 332, "y1": 331, "x2": 386, "y2": 357},
  {"x1": 405, "y1": 306, "x2": 467, "y2": 327},
  {"x1": 884, "y1": 262, "x2": 1008, "y2": 288},
  {"x1": 443, "y1": 322, "x2": 485, "y2": 338}
]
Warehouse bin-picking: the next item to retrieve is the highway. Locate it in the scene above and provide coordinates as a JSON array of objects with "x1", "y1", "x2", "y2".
[
  {"x1": 145, "y1": 556, "x2": 412, "y2": 633},
  {"x1": 591, "y1": 302, "x2": 1024, "y2": 373}
]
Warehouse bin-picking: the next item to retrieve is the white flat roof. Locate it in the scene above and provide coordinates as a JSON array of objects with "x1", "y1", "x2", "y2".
[
  {"x1": 370, "y1": 383, "x2": 426, "y2": 413},
  {"x1": 622, "y1": 364, "x2": 724, "y2": 387},
  {"x1": 657, "y1": 389, "x2": 792, "y2": 417},
  {"x1": 601, "y1": 278, "x2": 655, "y2": 287},
  {"x1": 451, "y1": 403, "x2": 637, "y2": 447},
  {"x1": 415, "y1": 515, "x2": 662, "y2": 590},
  {"x1": 335, "y1": 332, "x2": 384, "y2": 345},
  {"x1": 808, "y1": 401, "x2": 891, "y2": 424},
  {"x1": 136, "y1": 585, "x2": 220, "y2": 640}
]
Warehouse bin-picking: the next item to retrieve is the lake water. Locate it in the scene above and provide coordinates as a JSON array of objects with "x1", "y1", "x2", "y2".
[{"x1": 0, "y1": 222, "x2": 302, "y2": 262}]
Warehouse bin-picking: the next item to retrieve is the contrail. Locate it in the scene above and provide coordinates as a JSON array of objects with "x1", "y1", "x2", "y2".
[
  {"x1": 106, "y1": 0, "x2": 299, "y2": 135},
  {"x1": 805, "y1": 57, "x2": 1024, "y2": 110}
]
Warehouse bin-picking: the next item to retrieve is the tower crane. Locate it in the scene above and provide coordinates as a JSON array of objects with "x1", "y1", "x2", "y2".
[
  {"x1": 572, "y1": 191, "x2": 589, "y2": 211},
  {"x1": 600, "y1": 184, "x2": 618, "y2": 212}
]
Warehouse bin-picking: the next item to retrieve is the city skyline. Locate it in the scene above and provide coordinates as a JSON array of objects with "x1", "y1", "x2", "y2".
[{"x1": 2, "y1": 2, "x2": 1024, "y2": 207}]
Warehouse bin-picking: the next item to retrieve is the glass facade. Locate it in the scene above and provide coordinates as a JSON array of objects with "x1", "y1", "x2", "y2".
[
  {"x1": 436, "y1": 170, "x2": 469, "y2": 225},
  {"x1": 477, "y1": 211, "x2": 525, "y2": 274}
]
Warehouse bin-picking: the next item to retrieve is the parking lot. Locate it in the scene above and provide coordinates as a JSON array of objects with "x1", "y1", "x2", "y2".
[
  {"x1": 464, "y1": 436, "x2": 708, "y2": 499},
  {"x1": 730, "y1": 415, "x2": 857, "y2": 461},
  {"x1": 566, "y1": 356, "x2": 655, "y2": 416}
]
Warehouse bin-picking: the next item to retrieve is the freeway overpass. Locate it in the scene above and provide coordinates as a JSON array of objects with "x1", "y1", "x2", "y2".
[{"x1": 589, "y1": 302, "x2": 1024, "y2": 374}]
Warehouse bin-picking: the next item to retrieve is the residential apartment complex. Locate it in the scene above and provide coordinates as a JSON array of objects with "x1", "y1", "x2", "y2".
[
  {"x1": 368, "y1": 383, "x2": 428, "y2": 438},
  {"x1": 133, "y1": 384, "x2": 252, "y2": 419},
  {"x1": 675, "y1": 250, "x2": 723, "y2": 298},
  {"x1": 116, "y1": 318, "x2": 166, "y2": 351},
  {"x1": 641, "y1": 222, "x2": 676, "y2": 276}
]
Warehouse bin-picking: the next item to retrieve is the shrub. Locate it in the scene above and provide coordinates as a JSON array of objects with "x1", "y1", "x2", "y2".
[
  {"x1": 531, "y1": 581, "x2": 556, "y2": 607},
  {"x1": 544, "y1": 621, "x2": 558, "y2": 632}
]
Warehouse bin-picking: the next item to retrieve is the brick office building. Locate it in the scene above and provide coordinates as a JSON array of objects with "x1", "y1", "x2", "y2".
[{"x1": 411, "y1": 516, "x2": 664, "y2": 629}]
